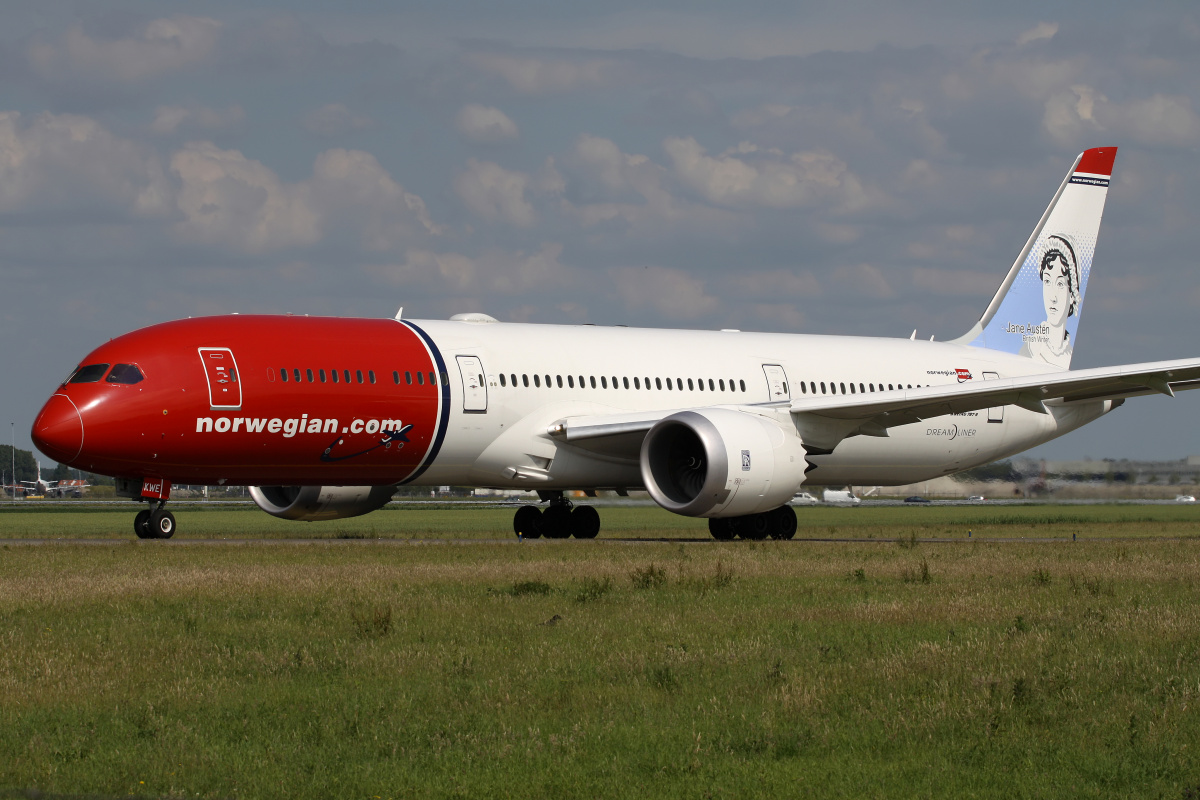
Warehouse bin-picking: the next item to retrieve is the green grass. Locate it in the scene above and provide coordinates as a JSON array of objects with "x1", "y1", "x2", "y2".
[
  {"x1": 2, "y1": 500, "x2": 1198, "y2": 541},
  {"x1": 3, "y1": 506, "x2": 1200, "y2": 798}
]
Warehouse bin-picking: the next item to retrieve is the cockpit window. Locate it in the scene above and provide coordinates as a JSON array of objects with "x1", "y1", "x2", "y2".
[
  {"x1": 106, "y1": 364, "x2": 145, "y2": 385},
  {"x1": 68, "y1": 364, "x2": 110, "y2": 384}
]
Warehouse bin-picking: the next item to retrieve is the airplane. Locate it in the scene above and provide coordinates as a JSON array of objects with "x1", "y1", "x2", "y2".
[{"x1": 29, "y1": 146, "x2": 1200, "y2": 540}]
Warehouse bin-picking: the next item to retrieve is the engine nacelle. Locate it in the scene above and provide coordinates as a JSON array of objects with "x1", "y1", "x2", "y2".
[
  {"x1": 249, "y1": 485, "x2": 396, "y2": 521},
  {"x1": 641, "y1": 408, "x2": 808, "y2": 518}
]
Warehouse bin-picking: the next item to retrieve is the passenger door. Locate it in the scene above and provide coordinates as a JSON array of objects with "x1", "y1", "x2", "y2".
[
  {"x1": 762, "y1": 364, "x2": 791, "y2": 401},
  {"x1": 198, "y1": 348, "x2": 242, "y2": 410},
  {"x1": 983, "y1": 371, "x2": 1003, "y2": 423},
  {"x1": 456, "y1": 355, "x2": 488, "y2": 414}
]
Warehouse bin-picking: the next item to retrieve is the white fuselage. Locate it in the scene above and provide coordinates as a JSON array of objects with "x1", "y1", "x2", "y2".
[{"x1": 412, "y1": 318, "x2": 1115, "y2": 489}]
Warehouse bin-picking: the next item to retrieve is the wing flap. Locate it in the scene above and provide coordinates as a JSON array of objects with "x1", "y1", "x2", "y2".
[{"x1": 789, "y1": 358, "x2": 1200, "y2": 433}]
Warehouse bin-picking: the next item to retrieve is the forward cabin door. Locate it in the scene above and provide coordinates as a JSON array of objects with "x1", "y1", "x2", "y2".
[
  {"x1": 198, "y1": 348, "x2": 242, "y2": 410},
  {"x1": 456, "y1": 355, "x2": 488, "y2": 414},
  {"x1": 983, "y1": 371, "x2": 1003, "y2": 423},
  {"x1": 762, "y1": 364, "x2": 791, "y2": 401}
]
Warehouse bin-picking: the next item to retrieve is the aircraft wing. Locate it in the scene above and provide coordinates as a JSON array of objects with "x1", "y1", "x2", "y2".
[
  {"x1": 549, "y1": 357, "x2": 1200, "y2": 458},
  {"x1": 788, "y1": 357, "x2": 1200, "y2": 450}
]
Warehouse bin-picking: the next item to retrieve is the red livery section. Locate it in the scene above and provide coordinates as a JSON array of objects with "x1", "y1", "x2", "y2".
[
  {"x1": 1075, "y1": 146, "x2": 1117, "y2": 176},
  {"x1": 32, "y1": 316, "x2": 445, "y2": 486}
]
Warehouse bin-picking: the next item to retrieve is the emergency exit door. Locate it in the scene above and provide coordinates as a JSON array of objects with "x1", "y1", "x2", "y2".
[
  {"x1": 456, "y1": 355, "x2": 488, "y2": 413},
  {"x1": 762, "y1": 364, "x2": 791, "y2": 401},
  {"x1": 198, "y1": 347, "x2": 242, "y2": 410}
]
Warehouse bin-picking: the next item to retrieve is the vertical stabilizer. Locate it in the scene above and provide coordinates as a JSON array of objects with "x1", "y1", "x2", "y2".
[{"x1": 951, "y1": 147, "x2": 1117, "y2": 369}]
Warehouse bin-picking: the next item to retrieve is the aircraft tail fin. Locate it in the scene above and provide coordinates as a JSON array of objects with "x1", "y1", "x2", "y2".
[{"x1": 950, "y1": 147, "x2": 1118, "y2": 369}]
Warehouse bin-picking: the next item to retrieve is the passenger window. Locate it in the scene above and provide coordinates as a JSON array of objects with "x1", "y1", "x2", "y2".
[
  {"x1": 404, "y1": 371, "x2": 412, "y2": 385},
  {"x1": 331, "y1": 370, "x2": 339, "y2": 384},
  {"x1": 307, "y1": 368, "x2": 314, "y2": 383},
  {"x1": 688, "y1": 378, "x2": 694, "y2": 391},
  {"x1": 567, "y1": 375, "x2": 574, "y2": 388},
  {"x1": 800, "y1": 382, "x2": 806, "y2": 394},
  {"x1": 869, "y1": 383, "x2": 874, "y2": 392},
  {"x1": 522, "y1": 374, "x2": 529, "y2": 387},
  {"x1": 355, "y1": 370, "x2": 363, "y2": 384},
  {"x1": 293, "y1": 369, "x2": 301, "y2": 383},
  {"x1": 634, "y1": 377, "x2": 641, "y2": 389},
  {"x1": 320, "y1": 369, "x2": 327, "y2": 383},
  {"x1": 719, "y1": 379, "x2": 725, "y2": 391},
  {"x1": 859, "y1": 383, "x2": 865, "y2": 393},
  {"x1": 708, "y1": 379, "x2": 715, "y2": 391},
  {"x1": 820, "y1": 382, "x2": 826, "y2": 394},
  {"x1": 601, "y1": 376, "x2": 608, "y2": 389},
  {"x1": 369, "y1": 371, "x2": 376, "y2": 384},
  {"x1": 665, "y1": 378, "x2": 672, "y2": 390},
  {"x1": 534, "y1": 374, "x2": 541, "y2": 387},
  {"x1": 655, "y1": 377, "x2": 662, "y2": 390},
  {"x1": 840, "y1": 382, "x2": 846, "y2": 394},
  {"x1": 343, "y1": 370, "x2": 351, "y2": 383},
  {"x1": 501, "y1": 374, "x2": 507, "y2": 387},
  {"x1": 106, "y1": 364, "x2": 144, "y2": 385},
  {"x1": 590, "y1": 376, "x2": 597, "y2": 389},
  {"x1": 392, "y1": 371, "x2": 399, "y2": 384},
  {"x1": 431, "y1": 372, "x2": 437, "y2": 386},
  {"x1": 557, "y1": 375, "x2": 564, "y2": 388},
  {"x1": 850, "y1": 383, "x2": 855, "y2": 394},
  {"x1": 739, "y1": 380, "x2": 746, "y2": 392},
  {"x1": 417, "y1": 372, "x2": 424, "y2": 386}
]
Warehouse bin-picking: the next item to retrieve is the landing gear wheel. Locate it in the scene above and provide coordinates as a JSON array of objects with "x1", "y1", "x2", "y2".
[
  {"x1": 768, "y1": 505, "x2": 797, "y2": 540},
  {"x1": 708, "y1": 518, "x2": 736, "y2": 541},
  {"x1": 570, "y1": 505, "x2": 601, "y2": 539},
  {"x1": 134, "y1": 509, "x2": 153, "y2": 539},
  {"x1": 513, "y1": 505, "x2": 543, "y2": 539},
  {"x1": 740, "y1": 513, "x2": 771, "y2": 541},
  {"x1": 541, "y1": 504, "x2": 573, "y2": 539},
  {"x1": 150, "y1": 509, "x2": 176, "y2": 539}
]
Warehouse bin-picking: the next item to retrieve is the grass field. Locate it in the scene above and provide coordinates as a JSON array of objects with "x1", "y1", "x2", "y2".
[{"x1": 3, "y1": 504, "x2": 1200, "y2": 798}]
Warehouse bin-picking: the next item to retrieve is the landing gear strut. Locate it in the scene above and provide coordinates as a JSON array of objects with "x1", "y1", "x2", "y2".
[
  {"x1": 512, "y1": 492, "x2": 601, "y2": 540},
  {"x1": 708, "y1": 505, "x2": 796, "y2": 541},
  {"x1": 134, "y1": 500, "x2": 176, "y2": 540}
]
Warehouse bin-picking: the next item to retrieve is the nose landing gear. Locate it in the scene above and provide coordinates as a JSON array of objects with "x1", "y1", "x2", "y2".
[
  {"x1": 512, "y1": 492, "x2": 601, "y2": 540},
  {"x1": 134, "y1": 501, "x2": 176, "y2": 539}
]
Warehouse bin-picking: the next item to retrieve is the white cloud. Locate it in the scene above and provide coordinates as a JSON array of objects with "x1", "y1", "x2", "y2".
[
  {"x1": 832, "y1": 263, "x2": 893, "y2": 298},
  {"x1": 468, "y1": 52, "x2": 619, "y2": 94},
  {"x1": 0, "y1": 111, "x2": 170, "y2": 217},
  {"x1": 454, "y1": 159, "x2": 537, "y2": 227},
  {"x1": 151, "y1": 104, "x2": 244, "y2": 135},
  {"x1": 1043, "y1": 86, "x2": 1200, "y2": 147},
  {"x1": 610, "y1": 265, "x2": 718, "y2": 320},
  {"x1": 663, "y1": 136, "x2": 870, "y2": 211},
  {"x1": 367, "y1": 243, "x2": 572, "y2": 295},
  {"x1": 27, "y1": 16, "x2": 222, "y2": 84},
  {"x1": 302, "y1": 104, "x2": 373, "y2": 137},
  {"x1": 455, "y1": 104, "x2": 519, "y2": 143},
  {"x1": 171, "y1": 143, "x2": 440, "y2": 253},
  {"x1": 1016, "y1": 22, "x2": 1058, "y2": 47}
]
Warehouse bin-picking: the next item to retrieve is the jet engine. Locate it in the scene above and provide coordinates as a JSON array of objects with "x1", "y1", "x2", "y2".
[
  {"x1": 249, "y1": 485, "x2": 396, "y2": 521},
  {"x1": 640, "y1": 408, "x2": 807, "y2": 518}
]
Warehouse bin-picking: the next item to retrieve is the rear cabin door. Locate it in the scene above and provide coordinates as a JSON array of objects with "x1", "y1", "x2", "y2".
[
  {"x1": 456, "y1": 355, "x2": 488, "y2": 413},
  {"x1": 983, "y1": 371, "x2": 1003, "y2": 423},
  {"x1": 199, "y1": 348, "x2": 242, "y2": 410},
  {"x1": 762, "y1": 364, "x2": 791, "y2": 401}
]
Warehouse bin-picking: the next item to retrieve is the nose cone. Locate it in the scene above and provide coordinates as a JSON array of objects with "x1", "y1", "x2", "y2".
[{"x1": 32, "y1": 394, "x2": 84, "y2": 463}]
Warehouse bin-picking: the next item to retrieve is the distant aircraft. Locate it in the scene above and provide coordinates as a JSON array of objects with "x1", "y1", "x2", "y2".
[
  {"x1": 30, "y1": 147, "x2": 1200, "y2": 540},
  {"x1": 18, "y1": 460, "x2": 89, "y2": 498}
]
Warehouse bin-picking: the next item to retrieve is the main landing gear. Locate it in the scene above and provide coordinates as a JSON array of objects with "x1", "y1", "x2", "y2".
[
  {"x1": 513, "y1": 492, "x2": 601, "y2": 540},
  {"x1": 134, "y1": 501, "x2": 176, "y2": 540},
  {"x1": 707, "y1": 505, "x2": 797, "y2": 541}
]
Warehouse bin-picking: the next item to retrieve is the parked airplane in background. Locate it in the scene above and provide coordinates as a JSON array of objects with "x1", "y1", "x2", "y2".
[{"x1": 30, "y1": 147, "x2": 1200, "y2": 540}]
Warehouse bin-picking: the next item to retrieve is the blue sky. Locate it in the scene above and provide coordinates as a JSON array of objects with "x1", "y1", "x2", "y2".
[{"x1": 3, "y1": 1, "x2": 1199, "y2": 463}]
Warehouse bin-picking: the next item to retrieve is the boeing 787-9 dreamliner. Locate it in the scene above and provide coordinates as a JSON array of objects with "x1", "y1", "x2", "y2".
[{"x1": 30, "y1": 147, "x2": 1200, "y2": 539}]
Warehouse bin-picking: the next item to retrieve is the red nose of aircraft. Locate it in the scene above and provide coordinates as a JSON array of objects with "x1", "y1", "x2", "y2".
[{"x1": 32, "y1": 394, "x2": 84, "y2": 464}]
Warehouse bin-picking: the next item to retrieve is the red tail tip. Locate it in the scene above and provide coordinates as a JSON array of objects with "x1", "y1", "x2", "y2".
[{"x1": 1076, "y1": 147, "x2": 1118, "y2": 177}]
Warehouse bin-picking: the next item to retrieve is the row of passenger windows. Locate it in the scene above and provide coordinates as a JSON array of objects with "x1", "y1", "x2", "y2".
[
  {"x1": 799, "y1": 381, "x2": 924, "y2": 395},
  {"x1": 498, "y1": 373, "x2": 749, "y2": 393},
  {"x1": 275, "y1": 368, "x2": 449, "y2": 387}
]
